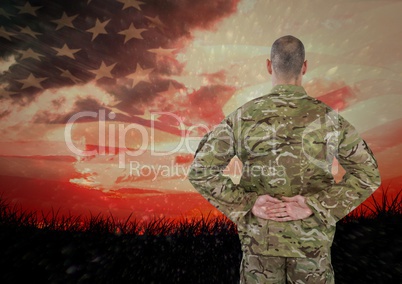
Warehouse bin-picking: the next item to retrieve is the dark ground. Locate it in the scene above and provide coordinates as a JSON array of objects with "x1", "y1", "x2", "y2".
[{"x1": 0, "y1": 195, "x2": 401, "y2": 284}]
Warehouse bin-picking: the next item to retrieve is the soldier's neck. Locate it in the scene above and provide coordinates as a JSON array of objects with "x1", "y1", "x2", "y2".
[{"x1": 272, "y1": 75, "x2": 302, "y2": 87}]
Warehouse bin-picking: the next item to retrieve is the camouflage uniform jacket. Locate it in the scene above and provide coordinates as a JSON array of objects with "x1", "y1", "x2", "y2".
[{"x1": 188, "y1": 84, "x2": 381, "y2": 258}]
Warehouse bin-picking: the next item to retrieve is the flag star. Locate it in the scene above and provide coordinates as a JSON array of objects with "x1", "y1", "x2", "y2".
[
  {"x1": 0, "y1": 26, "x2": 14, "y2": 41},
  {"x1": 51, "y1": 12, "x2": 78, "y2": 30},
  {"x1": 148, "y1": 47, "x2": 176, "y2": 58},
  {"x1": 118, "y1": 23, "x2": 146, "y2": 43},
  {"x1": 58, "y1": 68, "x2": 81, "y2": 84},
  {"x1": 16, "y1": 74, "x2": 47, "y2": 89},
  {"x1": 18, "y1": 26, "x2": 42, "y2": 39},
  {"x1": 16, "y1": 2, "x2": 42, "y2": 16},
  {"x1": 0, "y1": 8, "x2": 13, "y2": 19},
  {"x1": 117, "y1": 0, "x2": 145, "y2": 11},
  {"x1": 145, "y1": 16, "x2": 167, "y2": 30},
  {"x1": 17, "y1": 48, "x2": 45, "y2": 61},
  {"x1": 157, "y1": 82, "x2": 181, "y2": 97},
  {"x1": 125, "y1": 64, "x2": 153, "y2": 88},
  {"x1": 110, "y1": 107, "x2": 131, "y2": 117},
  {"x1": 89, "y1": 61, "x2": 117, "y2": 81},
  {"x1": 52, "y1": 44, "x2": 81, "y2": 59},
  {"x1": 87, "y1": 18, "x2": 111, "y2": 41},
  {"x1": 137, "y1": 108, "x2": 160, "y2": 121}
]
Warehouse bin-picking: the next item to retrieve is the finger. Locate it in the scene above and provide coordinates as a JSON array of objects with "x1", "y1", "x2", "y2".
[
  {"x1": 259, "y1": 203, "x2": 285, "y2": 211},
  {"x1": 253, "y1": 208, "x2": 271, "y2": 220},
  {"x1": 264, "y1": 203, "x2": 286, "y2": 211},
  {"x1": 265, "y1": 211, "x2": 289, "y2": 219},
  {"x1": 265, "y1": 207, "x2": 287, "y2": 214}
]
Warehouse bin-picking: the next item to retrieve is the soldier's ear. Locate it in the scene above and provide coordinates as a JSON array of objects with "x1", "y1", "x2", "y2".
[
  {"x1": 302, "y1": 60, "x2": 308, "y2": 75},
  {"x1": 266, "y1": 59, "x2": 273, "y2": 75}
]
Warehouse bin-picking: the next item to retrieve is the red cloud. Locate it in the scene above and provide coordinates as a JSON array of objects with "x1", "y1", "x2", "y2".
[
  {"x1": 361, "y1": 117, "x2": 402, "y2": 154},
  {"x1": 201, "y1": 70, "x2": 227, "y2": 85},
  {"x1": 174, "y1": 154, "x2": 193, "y2": 165},
  {"x1": 187, "y1": 84, "x2": 236, "y2": 126},
  {"x1": 316, "y1": 86, "x2": 355, "y2": 111},
  {"x1": 155, "y1": 0, "x2": 240, "y2": 37},
  {"x1": 305, "y1": 79, "x2": 357, "y2": 111}
]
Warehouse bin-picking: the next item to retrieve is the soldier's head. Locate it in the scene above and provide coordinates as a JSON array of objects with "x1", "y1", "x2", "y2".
[{"x1": 267, "y1": 35, "x2": 307, "y2": 86}]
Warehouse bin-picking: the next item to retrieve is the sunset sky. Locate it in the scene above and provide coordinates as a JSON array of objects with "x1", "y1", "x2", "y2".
[{"x1": 1, "y1": 0, "x2": 401, "y2": 221}]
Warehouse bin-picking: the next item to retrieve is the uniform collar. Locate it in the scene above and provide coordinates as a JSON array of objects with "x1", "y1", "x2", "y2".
[{"x1": 270, "y1": 84, "x2": 307, "y2": 97}]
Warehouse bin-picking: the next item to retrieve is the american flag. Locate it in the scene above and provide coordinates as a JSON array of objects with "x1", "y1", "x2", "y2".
[{"x1": 0, "y1": 0, "x2": 238, "y2": 129}]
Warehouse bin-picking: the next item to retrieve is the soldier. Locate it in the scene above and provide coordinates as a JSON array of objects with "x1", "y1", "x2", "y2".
[{"x1": 188, "y1": 35, "x2": 381, "y2": 283}]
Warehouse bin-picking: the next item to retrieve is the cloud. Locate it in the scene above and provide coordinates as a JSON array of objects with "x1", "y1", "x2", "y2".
[
  {"x1": 145, "y1": 0, "x2": 240, "y2": 38},
  {"x1": 304, "y1": 78, "x2": 357, "y2": 111},
  {"x1": 361, "y1": 117, "x2": 402, "y2": 154},
  {"x1": 174, "y1": 154, "x2": 193, "y2": 165},
  {"x1": 0, "y1": 83, "x2": 118, "y2": 140},
  {"x1": 69, "y1": 149, "x2": 195, "y2": 192},
  {"x1": 201, "y1": 70, "x2": 227, "y2": 85},
  {"x1": 0, "y1": 54, "x2": 16, "y2": 74},
  {"x1": 187, "y1": 84, "x2": 236, "y2": 125}
]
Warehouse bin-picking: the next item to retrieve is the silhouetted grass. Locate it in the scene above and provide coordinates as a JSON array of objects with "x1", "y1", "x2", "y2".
[
  {"x1": 343, "y1": 184, "x2": 402, "y2": 221},
  {"x1": 0, "y1": 197, "x2": 241, "y2": 283},
  {"x1": 331, "y1": 186, "x2": 402, "y2": 284},
  {"x1": 0, "y1": 196, "x2": 237, "y2": 237},
  {"x1": 0, "y1": 187, "x2": 401, "y2": 283}
]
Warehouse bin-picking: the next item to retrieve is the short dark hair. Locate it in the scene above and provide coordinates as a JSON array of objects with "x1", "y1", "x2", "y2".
[{"x1": 270, "y1": 35, "x2": 305, "y2": 80}]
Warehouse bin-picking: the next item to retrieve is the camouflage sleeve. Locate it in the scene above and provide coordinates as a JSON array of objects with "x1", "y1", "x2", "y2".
[
  {"x1": 305, "y1": 117, "x2": 381, "y2": 228},
  {"x1": 188, "y1": 118, "x2": 258, "y2": 224}
]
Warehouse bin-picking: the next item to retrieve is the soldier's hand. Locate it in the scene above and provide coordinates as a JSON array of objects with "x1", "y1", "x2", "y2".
[
  {"x1": 251, "y1": 194, "x2": 283, "y2": 220},
  {"x1": 264, "y1": 195, "x2": 313, "y2": 222}
]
